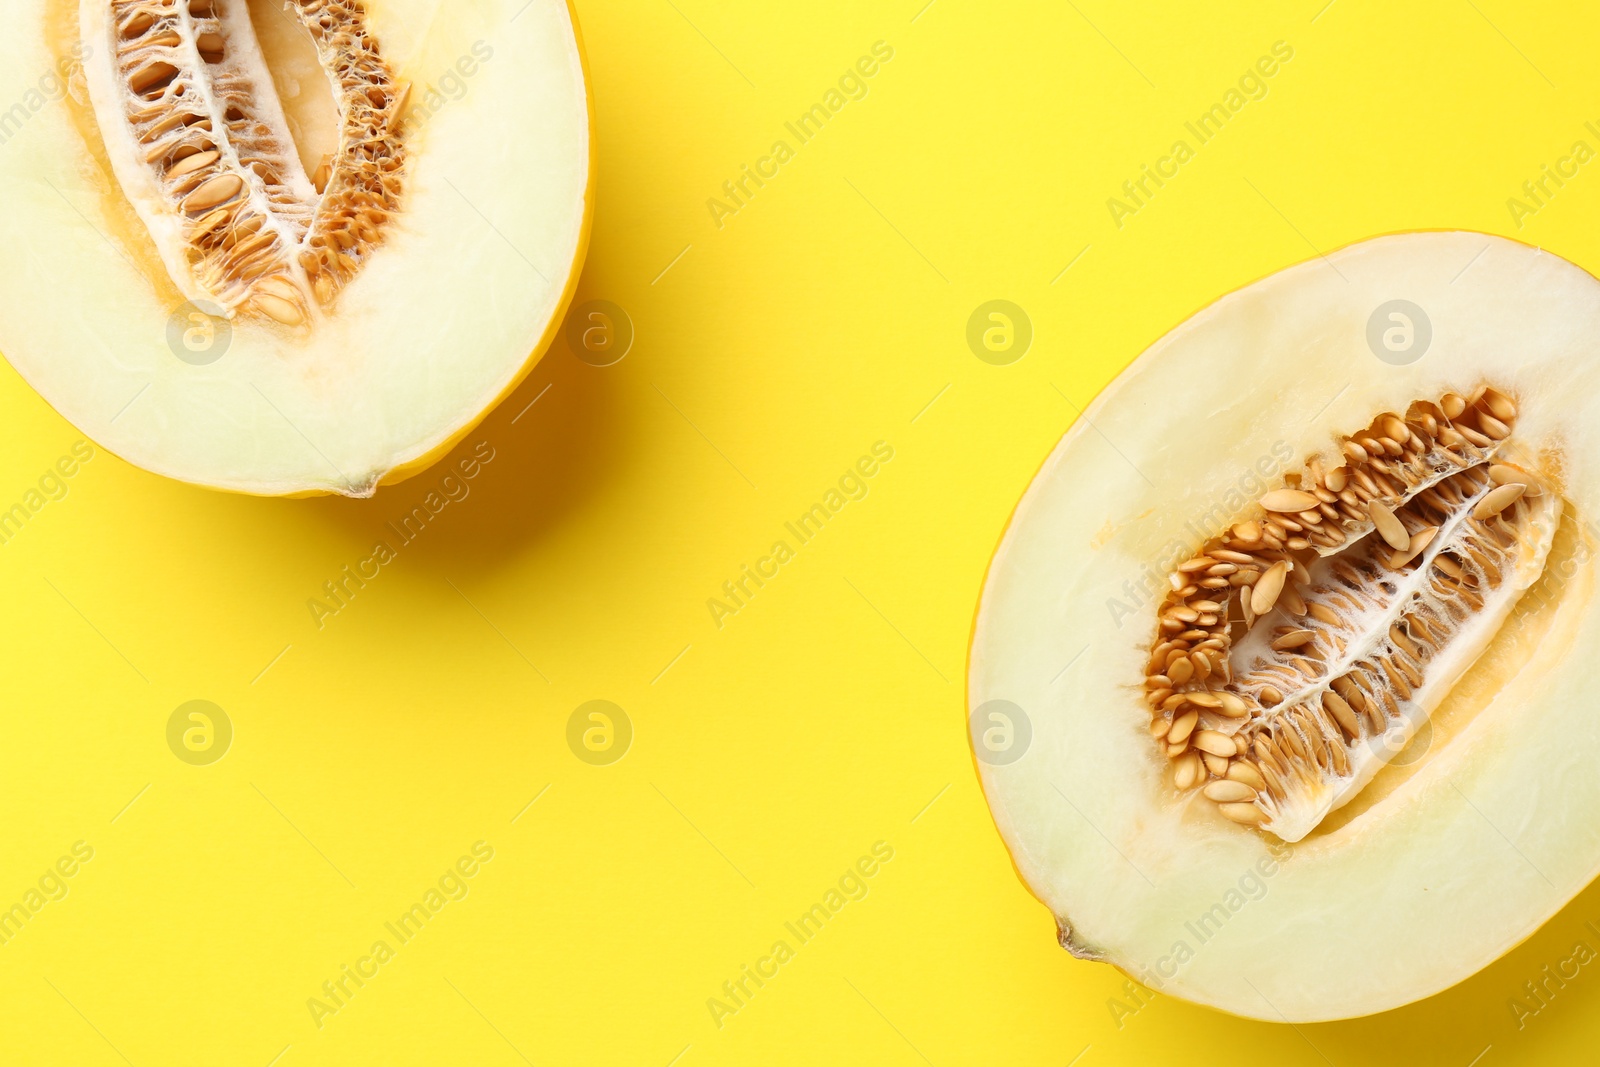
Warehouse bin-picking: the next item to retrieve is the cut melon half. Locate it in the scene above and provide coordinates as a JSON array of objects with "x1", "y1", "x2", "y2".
[
  {"x1": 969, "y1": 232, "x2": 1600, "y2": 1021},
  {"x1": 0, "y1": 0, "x2": 592, "y2": 495}
]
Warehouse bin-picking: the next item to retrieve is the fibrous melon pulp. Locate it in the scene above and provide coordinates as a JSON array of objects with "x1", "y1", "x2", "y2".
[
  {"x1": 970, "y1": 232, "x2": 1600, "y2": 1021},
  {"x1": 0, "y1": 0, "x2": 591, "y2": 495}
]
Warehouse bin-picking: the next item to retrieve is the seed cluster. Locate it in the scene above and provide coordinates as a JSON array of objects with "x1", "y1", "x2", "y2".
[
  {"x1": 1144, "y1": 386, "x2": 1544, "y2": 836},
  {"x1": 293, "y1": 0, "x2": 407, "y2": 313},
  {"x1": 101, "y1": 0, "x2": 406, "y2": 327}
]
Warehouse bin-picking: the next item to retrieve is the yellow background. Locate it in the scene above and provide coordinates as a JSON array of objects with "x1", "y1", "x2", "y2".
[{"x1": 5, "y1": 0, "x2": 1600, "y2": 1063}]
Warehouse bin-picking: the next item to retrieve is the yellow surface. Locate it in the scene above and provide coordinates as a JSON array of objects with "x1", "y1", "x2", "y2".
[{"x1": 6, "y1": 1, "x2": 1600, "y2": 1063}]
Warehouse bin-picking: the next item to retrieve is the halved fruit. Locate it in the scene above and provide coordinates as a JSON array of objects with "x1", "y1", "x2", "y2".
[
  {"x1": 0, "y1": 0, "x2": 592, "y2": 495},
  {"x1": 969, "y1": 232, "x2": 1600, "y2": 1021}
]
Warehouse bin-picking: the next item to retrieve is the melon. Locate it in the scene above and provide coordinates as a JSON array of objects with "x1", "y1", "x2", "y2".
[
  {"x1": 0, "y1": 0, "x2": 592, "y2": 495},
  {"x1": 969, "y1": 232, "x2": 1600, "y2": 1020}
]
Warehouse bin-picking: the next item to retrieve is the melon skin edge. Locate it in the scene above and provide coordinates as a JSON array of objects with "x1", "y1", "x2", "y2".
[{"x1": 966, "y1": 229, "x2": 1600, "y2": 1021}]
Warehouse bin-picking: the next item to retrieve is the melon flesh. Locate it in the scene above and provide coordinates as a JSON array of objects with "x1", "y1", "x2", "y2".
[
  {"x1": 0, "y1": 0, "x2": 591, "y2": 496},
  {"x1": 969, "y1": 232, "x2": 1600, "y2": 1021}
]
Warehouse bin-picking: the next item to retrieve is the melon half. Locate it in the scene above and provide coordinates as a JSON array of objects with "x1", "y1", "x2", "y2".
[
  {"x1": 0, "y1": 0, "x2": 592, "y2": 496},
  {"x1": 969, "y1": 232, "x2": 1600, "y2": 1021}
]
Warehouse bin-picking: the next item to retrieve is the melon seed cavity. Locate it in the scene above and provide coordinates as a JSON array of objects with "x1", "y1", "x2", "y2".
[
  {"x1": 1144, "y1": 387, "x2": 1560, "y2": 841},
  {"x1": 86, "y1": 0, "x2": 409, "y2": 327}
]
